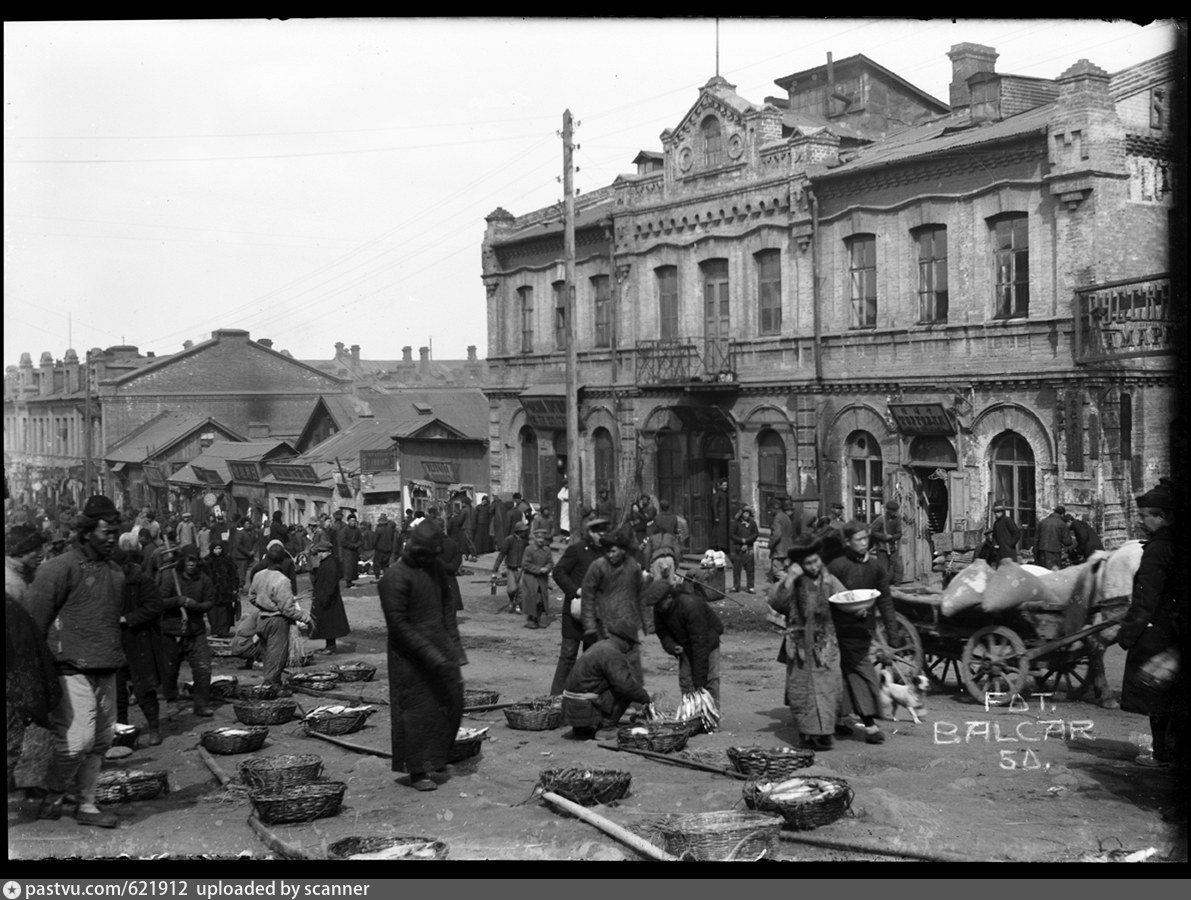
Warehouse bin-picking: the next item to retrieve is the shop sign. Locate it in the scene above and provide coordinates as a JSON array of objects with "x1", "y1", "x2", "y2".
[
  {"x1": 422, "y1": 460, "x2": 457, "y2": 483},
  {"x1": 888, "y1": 403, "x2": 955, "y2": 435},
  {"x1": 360, "y1": 449, "x2": 398, "y2": 473},
  {"x1": 143, "y1": 464, "x2": 166, "y2": 487}
]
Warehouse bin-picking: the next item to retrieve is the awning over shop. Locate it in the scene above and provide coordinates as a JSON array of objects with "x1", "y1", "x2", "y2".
[
  {"x1": 668, "y1": 404, "x2": 736, "y2": 433},
  {"x1": 888, "y1": 402, "x2": 955, "y2": 435},
  {"x1": 109, "y1": 462, "x2": 127, "y2": 473},
  {"x1": 519, "y1": 384, "x2": 569, "y2": 431}
]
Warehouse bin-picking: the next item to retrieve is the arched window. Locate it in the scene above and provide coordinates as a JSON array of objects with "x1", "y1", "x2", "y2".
[
  {"x1": 991, "y1": 431, "x2": 1037, "y2": 548},
  {"x1": 520, "y1": 425, "x2": 540, "y2": 503},
  {"x1": 846, "y1": 430, "x2": 883, "y2": 523},
  {"x1": 593, "y1": 428, "x2": 616, "y2": 507},
  {"x1": 656, "y1": 429, "x2": 683, "y2": 515},
  {"x1": 757, "y1": 428, "x2": 787, "y2": 529},
  {"x1": 701, "y1": 116, "x2": 723, "y2": 168}
]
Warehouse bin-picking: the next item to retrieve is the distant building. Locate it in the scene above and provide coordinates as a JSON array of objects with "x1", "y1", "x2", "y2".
[{"x1": 168, "y1": 439, "x2": 298, "y2": 523}]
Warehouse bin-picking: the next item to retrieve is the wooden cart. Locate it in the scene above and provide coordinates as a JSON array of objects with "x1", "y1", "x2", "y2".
[{"x1": 883, "y1": 586, "x2": 1113, "y2": 705}]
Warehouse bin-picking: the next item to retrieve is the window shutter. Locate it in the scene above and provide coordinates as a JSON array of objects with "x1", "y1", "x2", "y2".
[
  {"x1": 728, "y1": 460, "x2": 742, "y2": 508},
  {"x1": 948, "y1": 472, "x2": 967, "y2": 531},
  {"x1": 1087, "y1": 411, "x2": 1100, "y2": 460},
  {"x1": 1066, "y1": 392, "x2": 1084, "y2": 472}
]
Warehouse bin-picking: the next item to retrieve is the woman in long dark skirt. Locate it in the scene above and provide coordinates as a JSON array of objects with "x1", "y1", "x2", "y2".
[
  {"x1": 308, "y1": 541, "x2": 350, "y2": 655},
  {"x1": 203, "y1": 540, "x2": 241, "y2": 637}
]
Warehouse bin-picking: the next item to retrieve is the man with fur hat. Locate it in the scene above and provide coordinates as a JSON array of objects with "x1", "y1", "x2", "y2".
[
  {"x1": 562, "y1": 625, "x2": 653, "y2": 740},
  {"x1": 176, "y1": 510, "x2": 197, "y2": 548},
  {"x1": 247, "y1": 542, "x2": 313, "y2": 687},
  {"x1": 580, "y1": 525, "x2": 652, "y2": 685},
  {"x1": 492, "y1": 519, "x2": 530, "y2": 614},
  {"x1": 376, "y1": 519, "x2": 464, "y2": 792},
  {"x1": 549, "y1": 516, "x2": 611, "y2": 695},
  {"x1": 6, "y1": 524, "x2": 45, "y2": 603},
  {"x1": 157, "y1": 543, "x2": 216, "y2": 717},
  {"x1": 24, "y1": 495, "x2": 126, "y2": 827}
]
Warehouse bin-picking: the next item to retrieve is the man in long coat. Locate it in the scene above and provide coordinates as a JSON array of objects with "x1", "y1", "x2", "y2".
[
  {"x1": 711, "y1": 479, "x2": 731, "y2": 552},
  {"x1": 580, "y1": 527, "x2": 652, "y2": 685},
  {"x1": 339, "y1": 514, "x2": 363, "y2": 589},
  {"x1": 990, "y1": 502, "x2": 1021, "y2": 563},
  {"x1": 377, "y1": 520, "x2": 464, "y2": 792},
  {"x1": 474, "y1": 497, "x2": 492, "y2": 556},
  {"x1": 1034, "y1": 505, "x2": 1073, "y2": 570},
  {"x1": 549, "y1": 517, "x2": 610, "y2": 695},
  {"x1": 491, "y1": 497, "x2": 510, "y2": 550},
  {"x1": 309, "y1": 540, "x2": 350, "y2": 654},
  {"x1": 114, "y1": 545, "x2": 166, "y2": 745},
  {"x1": 373, "y1": 514, "x2": 395, "y2": 576}
]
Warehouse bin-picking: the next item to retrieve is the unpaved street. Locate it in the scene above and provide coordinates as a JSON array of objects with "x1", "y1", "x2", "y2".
[{"x1": 7, "y1": 550, "x2": 1182, "y2": 864}]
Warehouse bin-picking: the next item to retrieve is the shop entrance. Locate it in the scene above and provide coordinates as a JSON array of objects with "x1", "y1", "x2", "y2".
[{"x1": 905, "y1": 435, "x2": 960, "y2": 583}]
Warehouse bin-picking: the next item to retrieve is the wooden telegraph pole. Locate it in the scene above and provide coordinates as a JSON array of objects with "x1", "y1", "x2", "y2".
[
  {"x1": 83, "y1": 349, "x2": 94, "y2": 496},
  {"x1": 563, "y1": 110, "x2": 581, "y2": 532}
]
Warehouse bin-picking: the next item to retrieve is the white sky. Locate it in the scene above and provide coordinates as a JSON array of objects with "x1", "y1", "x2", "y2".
[{"x1": 3, "y1": 17, "x2": 1181, "y2": 366}]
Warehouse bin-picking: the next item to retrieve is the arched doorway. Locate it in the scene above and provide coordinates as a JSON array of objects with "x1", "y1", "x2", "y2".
[
  {"x1": 593, "y1": 427, "x2": 616, "y2": 510},
  {"x1": 757, "y1": 428, "x2": 787, "y2": 529},
  {"x1": 846, "y1": 430, "x2": 883, "y2": 523},
  {"x1": 991, "y1": 431, "x2": 1037, "y2": 549},
  {"x1": 519, "y1": 425, "x2": 539, "y2": 503}
]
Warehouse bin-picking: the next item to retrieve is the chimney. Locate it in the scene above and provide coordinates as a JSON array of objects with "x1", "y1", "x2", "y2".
[
  {"x1": 467, "y1": 345, "x2": 477, "y2": 362},
  {"x1": 402, "y1": 346, "x2": 413, "y2": 363},
  {"x1": 350, "y1": 344, "x2": 360, "y2": 364},
  {"x1": 183, "y1": 340, "x2": 193, "y2": 350},
  {"x1": 826, "y1": 52, "x2": 834, "y2": 117},
  {"x1": 39, "y1": 352, "x2": 54, "y2": 396},
  {"x1": 211, "y1": 329, "x2": 250, "y2": 342},
  {"x1": 335, "y1": 341, "x2": 346, "y2": 358},
  {"x1": 146, "y1": 351, "x2": 155, "y2": 358},
  {"x1": 418, "y1": 346, "x2": 430, "y2": 372},
  {"x1": 64, "y1": 349, "x2": 79, "y2": 393},
  {"x1": 947, "y1": 43, "x2": 998, "y2": 111}
]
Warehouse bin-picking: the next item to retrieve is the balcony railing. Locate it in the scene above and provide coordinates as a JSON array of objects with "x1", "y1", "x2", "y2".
[
  {"x1": 635, "y1": 338, "x2": 739, "y2": 386},
  {"x1": 1074, "y1": 273, "x2": 1177, "y2": 364}
]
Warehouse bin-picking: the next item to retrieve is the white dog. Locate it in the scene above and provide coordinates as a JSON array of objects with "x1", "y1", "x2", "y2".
[{"x1": 876, "y1": 663, "x2": 930, "y2": 724}]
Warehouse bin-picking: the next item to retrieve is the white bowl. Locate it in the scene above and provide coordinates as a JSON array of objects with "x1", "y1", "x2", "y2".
[{"x1": 828, "y1": 588, "x2": 881, "y2": 613}]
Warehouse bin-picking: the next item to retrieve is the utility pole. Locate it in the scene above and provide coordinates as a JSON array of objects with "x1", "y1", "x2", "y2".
[
  {"x1": 83, "y1": 349, "x2": 93, "y2": 496},
  {"x1": 563, "y1": 110, "x2": 581, "y2": 533}
]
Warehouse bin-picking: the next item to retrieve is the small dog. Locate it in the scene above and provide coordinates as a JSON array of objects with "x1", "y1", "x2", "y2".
[{"x1": 876, "y1": 663, "x2": 930, "y2": 724}]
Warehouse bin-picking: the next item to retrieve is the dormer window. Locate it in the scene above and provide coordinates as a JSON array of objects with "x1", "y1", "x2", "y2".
[{"x1": 701, "y1": 116, "x2": 723, "y2": 168}]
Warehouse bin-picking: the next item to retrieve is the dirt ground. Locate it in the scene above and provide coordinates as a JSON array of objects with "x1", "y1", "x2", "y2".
[{"x1": 7, "y1": 547, "x2": 1184, "y2": 866}]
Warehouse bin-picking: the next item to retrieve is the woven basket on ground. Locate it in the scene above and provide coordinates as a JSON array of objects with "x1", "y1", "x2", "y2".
[
  {"x1": 616, "y1": 721, "x2": 689, "y2": 754},
  {"x1": 238, "y1": 753, "x2": 324, "y2": 792},
  {"x1": 655, "y1": 810, "x2": 783, "y2": 861},
  {"x1": 742, "y1": 776, "x2": 854, "y2": 831},
  {"x1": 234, "y1": 684, "x2": 281, "y2": 702},
  {"x1": 232, "y1": 699, "x2": 297, "y2": 726},
  {"x1": 249, "y1": 781, "x2": 346, "y2": 825},
  {"x1": 539, "y1": 767, "x2": 632, "y2": 806},
  {"x1": 209, "y1": 677, "x2": 240, "y2": 700},
  {"x1": 200, "y1": 726, "x2": 269, "y2": 755},
  {"x1": 302, "y1": 709, "x2": 375, "y2": 737},
  {"x1": 726, "y1": 746, "x2": 815, "y2": 781},
  {"x1": 111, "y1": 724, "x2": 141, "y2": 749},
  {"x1": 331, "y1": 663, "x2": 377, "y2": 683},
  {"x1": 462, "y1": 688, "x2": 500, "y2": 707},
  {"x1": 288, "y1": 671, "x2": 339, "y2": 690},
  {"x1": 504, "y1": 704, "x2": 562, "y2": 731},
  {"x1": 95, "y1": 769, "x2": 170, "y2": 805},
  {"x1": 678, "y1": 717, "x2": 705, "y2": 737},
  {"x1": 326, "y1": 836, "x2": 449, "y2": 860},
  {"x1": 447, "y1": 728, "x2": 489, "y2": 764}
]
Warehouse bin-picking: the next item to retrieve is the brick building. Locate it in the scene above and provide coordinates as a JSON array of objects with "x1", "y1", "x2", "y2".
[{"x1": 480, "y1": 44, "x2": 1182, "y2": 582}]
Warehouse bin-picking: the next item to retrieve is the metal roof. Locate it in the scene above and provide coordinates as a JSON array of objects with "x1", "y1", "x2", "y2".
[
  {"x1": 104, "y1": 412, "x2": 245, "y2": 463},
  {"x1": 167, "y1": 439, "x2": 297, "y2": 486}
]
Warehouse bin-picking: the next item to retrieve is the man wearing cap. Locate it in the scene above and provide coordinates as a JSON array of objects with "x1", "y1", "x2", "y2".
[
  {"x1": 309, "y1": 539, "x2": 349, "y2": 655},
  {"x1": 647, "y1": 566, "x2": 725, "y2": 706},
  {"x1": 562, "y1": 626, "x2": 653, "y2": 740},
  {"x1": 1034, "y1": 505, "x2": 1073, "y2": 570},
  {"x1": 710, "y1": 479, "x2": 731, "y2": 552},
  {"x1": 730, "y1": 507, "x2": 759, "y2": 593},
  {"x1": 869, "y1": 500, "x2": 904, "y2": 584},
  {"x1": 549, "y1": 516, "x2": 611, "y2": 695},
  {"x1": 580, "y1": 526, "x2": 652, "y2": 685},
  {"x1": 232, "y1": 517, "x2": 258, "y2": 592},
  {"x1": 990, "y1": 501, "x2": 1021, "y2": 563},
  {"x1": 338, "y1": 513, "x2": 362, "y2": 589},
  {"x1": 248, "y1": 543, "x2": 313, "y2": 688},
  {"x1": 374, "y1": 514, "x2": 396, "y2": 577},
  {"x1": 521, "y1": 528, "x2": 555, "y2": 629},
  {"x1": 157, "y1": 544, "x2": 216, "y2": 717},
  {"x1": 492, "y1": 520, "x2": 530, "y2": 614},
  {"x1": 1117, "y1": 478, "x2": 1180, "y2": 767},
  {"x1": 176, "y1": 511, "x2": 197, "y2": 549},
  {"x1": 25, "y1": 495, "x2": 126, "y2": 827},
  {"x1": 768, "y1": 497, "x2": 795, "y2": 584},
  {"x1": 6, "y1": 524, "x2": 46, "y2": 603}
]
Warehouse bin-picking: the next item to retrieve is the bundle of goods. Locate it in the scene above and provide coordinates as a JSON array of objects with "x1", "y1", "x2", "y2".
[
  {"x1": 462, "y1": 688, "x2": 501, "y2": 708},
  {"x1": 238, "y1": 754, "x2": 324, "y2": 792},
  {"x1": 326, "y1": 836, "x2": 449, "y2": 861},
  {"x1": 232, "y1": 698, "x2": 298, "y2": 726},
  {"x1": 674, "y1": 689, "x2": 720, "y2": 734},
  {"x1": 980, "y1": 561, "x2": 1061, "y2": 614},
  {"x1": 200, "y1": 725, "x2": 269, "y2": 755},
  {"x1": 235, "y1": 683, "x2": 281, "y2": 702},
  {"x1": 95, "y1": 769, "x2": 170, "y2": 805},
  {"x1": 616, "y1": 721, "x2": 689, "y2": 754},
  {"x1": 726, "y1": 746, "x2": 815, "y2": 781},
  {"x1": 742, "y1": 776, "x2": 853, "y2": 830},
  {"x1": 111, "y1": 723, "x2": 141, "y2": 749},
  {"x1": 504, "y1": 695, "x2": 563, "y2": 731},
  {"x1": 249, "y1": 781, "x2": 347, "y2": 825},
  {"x1": 699, "y1": 550, "x2": 727, "y2": 569},
  {"x1": 653, "y1": 810, "x2": 783, "y2": 861},
  {"x1": 939, "y1": 559, "x2": 993, "y2": 617},
  {"x1": 302, "y1": 705, "x2": 377, "y2": 737},
  {"x1": 447, "y1": 726, "x2": 490, "y2": 763},
  {"x1": 288, "y1": 670, "x2": 340, "y2": 692},
  {"x1": 538, "y1": 766, "x2": 631, "y2": 806},
  {"x1": 330, "y1": 662, "x2": 376, "y2": 683},
  {"x1": 209, "y1": 675, "x2": 240, "y2": 699}
]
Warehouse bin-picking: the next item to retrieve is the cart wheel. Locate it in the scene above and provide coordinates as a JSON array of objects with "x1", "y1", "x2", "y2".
[
  {"x1": 1034, "y1": 640, "x2": 1097, "y2": 701},
  {"x1": 875, "y1": 612, "x2": 924, "y2": 680},
  {"x1": 960, "y1": 625, "x2": 1029, "y2": 705},
  {"x1": 923, "y1": 650, "x2": 962, "y2": 689}
]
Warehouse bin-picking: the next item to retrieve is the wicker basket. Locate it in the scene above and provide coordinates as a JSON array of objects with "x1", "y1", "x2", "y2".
[
  {"x1": 249, "y1": 781, "x2": 346, "y2": 825},
  {"x1": 463, "y1": 688, "x2": 501, "y2": 708},
  {"x1": 200, "y1": 726, "x2": 269, "y2": 755},
  {"x1": 111, "y1": 724, "x2": 141, "y2": 749},
  {"x1": 327, "y1": 835, "x2": 449, "y2": 860},
  {"x1": 209, "y1": 676, "x2": 240, "y2": 700},
  {"x1": 303, "y1": 709, "x2": 375, "y2": 737},
  {"x1": 235, "y1": 684, "x2": 281, "y2": 702},
  {"x1": 95, "y1": 769, "x2": 170, "y2": 804},
  {"x1": 238, "y1": 754, "x2": 324, "y2": 792},
  {"x1": 679, "y1": 717, "x2": 705, "y2": 737},
  {"x1": 331, "y1": 663, "x2": 377, "y2": 683},
  {"x1": 447, "y1": 728, "x2": 489, "y2": 763},
  {"x1": 539, "y1": 767, "x2": 632, "y2": 806},
  {"x1": 288, "y1": 671, "x2": 340, "y2": 689},
  {"x1": 742, "y1": 776, "x2": 854, "y2": 830},
  {"x1": 656, "y1": 810, "x2": 783, "y2": 861},
  {"x1": 504, "y1": 704, "x2": 563, "y2": 731},
  {"x1": 727, "y1": 746, "x2": 816, "y2": 781},
  {"x1": 232, "y1": 699, "x2": 297, "y2": 726},
  {"x1": 616, "y1": 721, "x2": 689, "y2": 754}
]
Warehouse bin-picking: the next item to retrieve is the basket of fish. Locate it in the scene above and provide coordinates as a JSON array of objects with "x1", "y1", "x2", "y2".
[
  {"x1": 741, "y1": 776, "x2": 854, "y2": 830},
  {"x1": 302, "y1": 705, "x2": 377, "y2": 737},
  {"x1": 326, "y1": 835, "x2": 449, "y2": 860},
  {"x1": 447, "y1": 726, "x2": 490, "y2": 763}
]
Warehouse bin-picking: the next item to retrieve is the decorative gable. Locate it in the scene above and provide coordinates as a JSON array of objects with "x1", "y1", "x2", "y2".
[{"x1": 665, "y1": 77, "x2": 755, "y2": 177}]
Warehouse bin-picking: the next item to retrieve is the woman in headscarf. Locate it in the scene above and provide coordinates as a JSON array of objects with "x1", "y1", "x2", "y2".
[
  {"x1": 768, "y1": 536, "x2": 846, "y2": 751},
  {"x1": 309, "y1": 540, "x2": 350, "y2": 655},
  {"x1": 203, "y1": 540, "x2": 241, "y2": 637},
  {"x1": 376, "y1": 520, "x2": 464, "y2": 792}
]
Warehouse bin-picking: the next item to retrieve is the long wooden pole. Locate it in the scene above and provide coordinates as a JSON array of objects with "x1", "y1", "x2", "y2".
[
  {"x1": 563, "y1": 110, "x2": 582, "y2": 534},
  {"x1": 597, "y1": 741, "x2": 748, "y2": 780},
  {"x1": 778, "y1": 831, "x2": 980, "y2": 864},
  {"x1": 305, "y1": 729, "x2": 391, "y2": 758},
  {"x1": 83, "y1": 350, "x2": 93, "y2": 495},
  {"x1": 540, "y1": 790, "x2": 678, "y2": 862}
]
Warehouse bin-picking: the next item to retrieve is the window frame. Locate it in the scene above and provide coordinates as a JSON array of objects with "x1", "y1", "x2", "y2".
[
  {"x1": 656, "y1": 265, "x2": 679, "y2": 340},
  {"x1": 846, "y1": 430, "x2": 884, "y2": 523},
  {"x1": 846, "y1": 235, "x2": 878, "y2": 329},
  {"x1": 517, "y1": 285, "x2": 534, "y2": 354},
  {"x1": 701, "y1": 115, "x2": 723, "y2": 168},
  {"x1": 592, "y1": 274, "x2": 611, "y2": 348},
  {"x1": 913, "y1": 225, "x2": 949, "y2": 324},
  {"x1": 552, "y1": 280, "x2": 567, "y2": 351},
  {"x1": 756, "y1": 249, "x2": 782, "y2": 336},
  {"x1": 991, "y1": 214, "x2": 1030, "y2": 319}
]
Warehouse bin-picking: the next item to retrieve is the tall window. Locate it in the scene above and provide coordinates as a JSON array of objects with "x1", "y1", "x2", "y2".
[
  {"x1": 846, "y1": 430, "x2": 883, "y2": 523},
  {"x1": 520, "y1": 426, "x2": 540, "y2": 503},
  {"x1": 517, "y1": 286, "x2": 534, "y2": 353},
  {"x1": 847, "y1": 235, "x2": 877, "y2": 328},
  {"x1": 757, "y1": 428, "x2": 787, "y2": 529},
  {"x1": 992, "y1": 214, "x2": 1029, "y2": 318},
  {"x1": 656, "y1": 430, "x2": 684, "y2": 514},
  {"x1": 592, "y1": 275, "x2": 611, "y2": 348},
  {"x1": 702, "y1": 259, "x2": 730, "y2": 341},
  {"x1": 701, "y1": 116, "x2": 722, "y2": 168},
  {"x1": 656, "y1": 266, "x2": 678, "y2": 340},
  {"x1": 552, "y1": 281, "x2": 567, "y2": 350},
  {"x1": 915, "y1": 226, "x2": 948, "y2": 323},
  {"x1": 991, "y1": 431, "x2": 1037, "y2": 549},
  {"x1": 756, "y1": 250, "x2": 782, "y2": 335},
  {"x1": 593, "y1": 427, "x2": 615, "y2": 507}
]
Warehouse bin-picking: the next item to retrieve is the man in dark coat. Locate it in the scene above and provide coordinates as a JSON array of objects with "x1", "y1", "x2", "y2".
[
  {"x1": 309, "y1": 540, "x2": 350, "y2": 654},
  {"x1": 595, "y1": 488, "x2": 615, "y2": 523},
  {"x1": 490, "y1": 497, "x2": 510, "y2": 550},
  {"x1": 730, "y1": 507, "x2": 759, "y2": 593},
  {"x1": 990, "y1": 502, "x2": 1021, "y2": 563},
  {"x1": 492, "y1": 521, "x2": 529, "y2": 614},
  {"x1": 25, "y1": 495, "x2": 126, "y2": 827},
  {"x1": 1117, "y1": 480, "x2": 1180, "y2": 768},
  {"x1": 1065, "y1": 513, "x2": 1104, "y2": 564},
  {"x1": 474, "y1": 497, "x2": 492, "y2": 556},
  {"x1": 338, "y1": 514, "x2": 362, "y2": 589},
  {"x1": 157, "y1": 544, "x2": 215, "y2": 717},
  {"x1": 580, "y1": 527, "x2": 651, "y2": 685},
  {"x1": 768, "y1": 497, "x2": 795, "y2": 583},
  {"x1": 113, "y1": 546, "x2": 166, "y2": 745},
  {"x1": 373, "y1": 514, "x2": 396, "y2": 576},
  {"x1": 710, "y1": 479, "x2": 732, "y2": 552},
  {"x1": 649, "y1": 574, "x2": 725, "y2": 705},
  {"x1": 562, "y1": 628, "x2": 652, "y2": 740},
  {"x1": 1034, "y1": 505, "x2": 1073, "y2": 570},
  {"x1": 376, "y1": 520, "x2": 464, "y2": 792},
  {"x1": 268, "y1": 510, "x2": 289, "y2": 546},
  {"x1": 549, "y1": 517, "x2": 611, "y2": 695},
  {"x1": 232, "y1": 518, "x2": 257, "y2": 591},
  {"x1": 869, "y1": 500, "x2": 905, "y2": 584}
]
